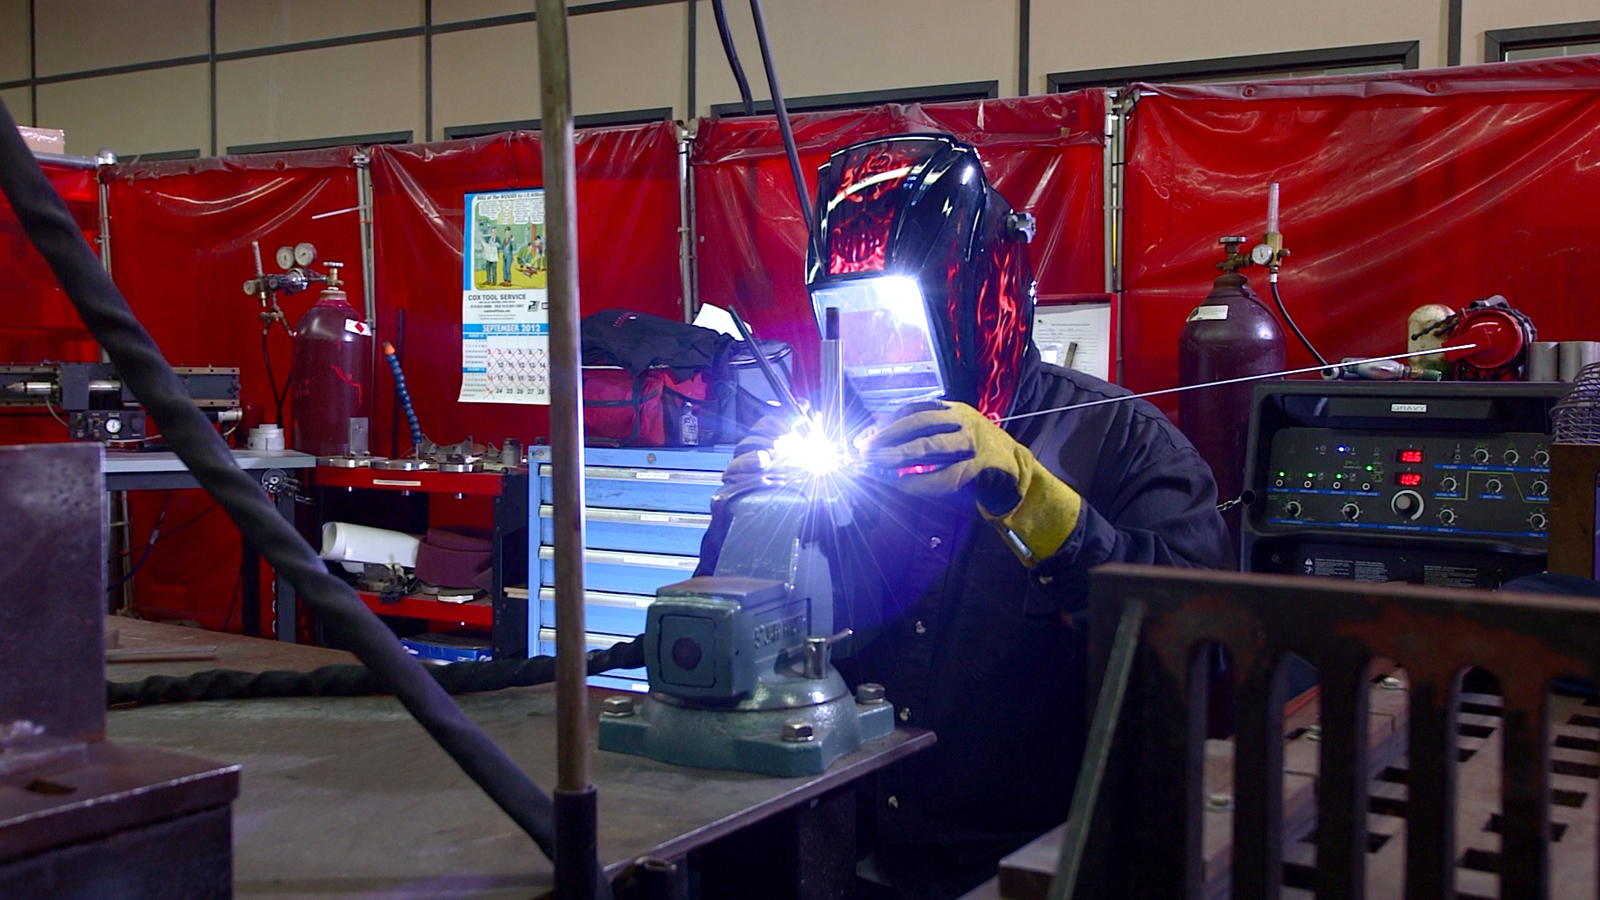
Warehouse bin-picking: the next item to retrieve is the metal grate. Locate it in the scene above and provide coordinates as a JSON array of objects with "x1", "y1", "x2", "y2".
[{"x1": 1551, "y1": 363, "x2": 1600, "y2": 444}]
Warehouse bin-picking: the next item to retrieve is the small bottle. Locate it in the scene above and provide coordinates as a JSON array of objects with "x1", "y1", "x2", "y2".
[{"x1": 679, "y1": 402, "x2": 699, "y2": 446}]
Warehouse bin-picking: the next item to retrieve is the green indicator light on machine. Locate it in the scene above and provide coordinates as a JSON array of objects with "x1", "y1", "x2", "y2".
[
  {"x1": 1306, "y1": 472, "x2": 1314, "y2": 478},
  {"x1": 1277, "y1": 471, "x2": 1285, "y2": 478},
  {"x1": 1366, "y1": 465, "x2": 1374, "y2": 471}
]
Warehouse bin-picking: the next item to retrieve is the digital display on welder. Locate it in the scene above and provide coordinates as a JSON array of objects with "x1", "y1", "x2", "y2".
[
  {"x1": 1397, "y1": 449, "x2": 1424, "y2": 464},
  {"x1": 1396, "y1": 472, "x2": 1423, "y2": 487}
]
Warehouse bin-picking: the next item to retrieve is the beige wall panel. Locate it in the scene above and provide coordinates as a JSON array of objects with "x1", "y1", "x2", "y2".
[
  {"x1": 693, "y1": 0, "x2": 1015, "y2": 118},
  {"x1": 433, "y1": 0, "x2": 536, "y2": 26},
  {"x1": 217, "y1": 0, "x2": 423, "y2": 53},
  {"x1": 0, "y1": 0, "x2": 30, "y2": 82},
  {"x1": 432, "y1": 23, "x2": 540, "y2": 134},
  {"x1": 1465, "y1": 0, "x2": 1600, "y2": 62},
  {"x1": 571, "y1": 4, "x2": 684, "y2": 118},
  {"x1": 217, "y1": 39, "x2": 424, "y2": 149},
  {"x1": 36, "y1": 64, "x2": 208, "y2": 156},
  {"x1": 2, "y1": 87, "x2": 32, "y2": 127},
  {"x1": 34, "y1": 0, "x2": 208, "y2": 77},
  {"x1": 1031, "y1": 0, "x2": 1442, "y2": 89}
]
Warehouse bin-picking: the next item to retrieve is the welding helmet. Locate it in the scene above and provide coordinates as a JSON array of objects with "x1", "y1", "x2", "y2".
[{"x1": 806, "y1": 134, "x2": 1037, "y2": 420}]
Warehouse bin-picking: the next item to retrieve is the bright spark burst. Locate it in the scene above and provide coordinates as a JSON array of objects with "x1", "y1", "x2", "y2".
[{"x1": 772, "y1": 425, "x2": 846, "y2": 476}]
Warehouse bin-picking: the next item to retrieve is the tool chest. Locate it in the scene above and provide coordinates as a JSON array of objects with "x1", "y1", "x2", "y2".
[{"x1": 529, "y1": 446, "x2": 733, "y2": 691}]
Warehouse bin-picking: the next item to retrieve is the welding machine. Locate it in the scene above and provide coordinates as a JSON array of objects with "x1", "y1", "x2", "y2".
[{"x1": 1242, "y1": 381, "x2": 1567, "y2": 587}]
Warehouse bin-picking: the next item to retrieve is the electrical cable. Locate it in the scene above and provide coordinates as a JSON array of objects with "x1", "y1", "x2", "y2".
[
  {"x1": 107, "y1": 636, "x2": 646, "y2": 707},
  {"x1": 262, "y1": 329, "x2": 287, "y2": 424},
  {"x1": 109, "y1": 492, "x2": 171, "y2": 593},
  {"x1": 0, "y1": 98, "x2": 585, "y2": 887},
  {"x1": 1270, "y1": 276, "x2": 1327, "y2": 367},
  {"x1": 710, "y1": 0, "x2": 755, "y2": 116},
  {"x1": 995, "y1": 345, "x2": 1477, "y2": 424},
  {"x1": 746, "y1": 0, "x2": 825, "y2": 278},
  {"x1": 43, "y1": 395, "x2": 68, "y2": 428}
]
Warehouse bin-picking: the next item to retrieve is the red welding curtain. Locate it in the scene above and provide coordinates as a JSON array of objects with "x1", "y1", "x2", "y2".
[
  {"x1": 106, "y1": 149, "x2": 365, "y2": 629},
  {"x1": 368, "y1": 122, "x2": 684, "y2": 452},
  {"x1": 1122, "y1": 56, "x2": 1600, "y2": 415},
  {"x1": 693, "y1": 92, "x2": 1108, "y2": 392},
  {"x1": 0, "y1": 160, "x2": 102, "y2": 443}
]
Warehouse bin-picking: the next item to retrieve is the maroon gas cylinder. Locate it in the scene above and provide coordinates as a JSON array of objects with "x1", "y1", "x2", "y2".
[
  {"x1": 289, "y1": 270, "x2": 372, "y2": 456},
  {"x1": 1178, "y1": 267, "x2": 1286, "y2": 549}
]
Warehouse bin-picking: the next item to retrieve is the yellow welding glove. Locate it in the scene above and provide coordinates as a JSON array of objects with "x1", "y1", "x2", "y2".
[{"x1": 858, "y1": 401, "x2": 1082, "y2": 565}]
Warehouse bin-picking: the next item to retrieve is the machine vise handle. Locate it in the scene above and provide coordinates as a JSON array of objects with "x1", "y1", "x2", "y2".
[{"x1": 801, "y1": 629, "x2": 853, "y2": 679}]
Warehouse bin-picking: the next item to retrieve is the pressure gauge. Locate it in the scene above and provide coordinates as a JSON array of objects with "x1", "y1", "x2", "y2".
[
  {"x1": 275, "y1": 245, "x2": 296, "y2": 269},
  {"x1": 104, "y1": 416, "x2": 122, "y2": 435},
  {"x1": 1250, "y1": 243, "x2": 1275, "y2": 266},
  {"x1": 294, "y1": 242, "x2": 318, "y2": 267}
]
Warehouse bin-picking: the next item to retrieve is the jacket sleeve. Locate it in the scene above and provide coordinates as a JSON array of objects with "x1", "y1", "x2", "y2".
[{"x1": 1020, "y1": 438, "x2": 1233, "y2": 617}]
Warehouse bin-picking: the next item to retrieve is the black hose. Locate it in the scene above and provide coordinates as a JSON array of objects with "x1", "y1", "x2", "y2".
[
  {"x1": 0, "y1": 98, "x2": 600, "y2": 893},
  {"x1": 1271, "y1": 277, "x2": 1328, "y2": 367},
  {"x1": 710, "y1": 0, "x2": 755, "y2": 116},
  {"x1": 746, "y1": 0, "x2": 825, "y2": 277},
  {"x1": 108, "y1": 636, "x2": 645, "y2": 707},
  {"x1": 262, "y1": 329, "x2": 286, "y2": 424}
]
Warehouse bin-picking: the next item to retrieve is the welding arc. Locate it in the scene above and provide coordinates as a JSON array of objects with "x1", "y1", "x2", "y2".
[{"x1": 997, "y1": 345, "x2": 1477, "y2": 424}]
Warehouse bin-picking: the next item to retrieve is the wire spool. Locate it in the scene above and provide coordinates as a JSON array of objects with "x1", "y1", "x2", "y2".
[{"x1": 1551, "y1": 362, "x2": 1600, "y2": 444}]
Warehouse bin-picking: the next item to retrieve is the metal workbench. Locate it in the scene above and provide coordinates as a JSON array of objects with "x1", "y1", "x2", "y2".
[
  {"x1": 105, "y1": 448, "x2": 317, "y2": 641},
  {"x1": 106, "y1": 617, "x2": 934, "y2": 898}
]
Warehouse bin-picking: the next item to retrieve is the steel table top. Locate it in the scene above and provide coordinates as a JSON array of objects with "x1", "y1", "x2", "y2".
[{"x1": 106, "y1": 617, "x2": 933, "y2": 899}]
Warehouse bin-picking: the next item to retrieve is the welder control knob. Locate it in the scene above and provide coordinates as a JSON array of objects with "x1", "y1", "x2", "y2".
[
  {"x1": 1390, "y1": 490, "x2": 1424, "y2": 520},
  {"x1": 1534, "y1": 449, "x2": 1551, "y2": 466},
  {"x1": 1440, "y1": 476, "x2": 1458, "y2": 493},
  {"x1": 1533, "y1": 480, "x2": 1549, "y2": 496},
  {"x1": 1484, "y1": 478, "x2": 1504, "y2": 495},
  {"x1": 1439, "y1": 508, "x2": 1458, "y2": 526},
  {"x1": 1503, "y1": 449, "x2": 1520, "y2": 465},
  {"x1": 1530, "y1": 512, "x2": 1548, "y2": 531},
  {"x1": 1340, "y1": 502, "x2": 1361, "y2": 522},
  {"x1": 1283, "y1": 500, "x2": 1303, "y2": 518},
  {"x1": 1473, "y1": 448, "x2": 1491, "y2": 464}
]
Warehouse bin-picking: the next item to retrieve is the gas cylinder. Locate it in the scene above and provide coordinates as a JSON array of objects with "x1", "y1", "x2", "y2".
[
  {"x1": 289, "y1": 264, "x2": 373, "y2": 456},
  {"x1": 1178, "y1": 237, "x2": 1287, "y2": 548}
]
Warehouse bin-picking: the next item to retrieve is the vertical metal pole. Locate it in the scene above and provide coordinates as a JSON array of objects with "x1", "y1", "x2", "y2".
[
  {"x1": 677, "y1": 126, "x2": 695, "y2": 322},
  {"x1": 536, "y1": 2, "x2": 598, "y2": 899},
  {"x1": 356, "y1": 153, "x2": 379, "y2": 405}
]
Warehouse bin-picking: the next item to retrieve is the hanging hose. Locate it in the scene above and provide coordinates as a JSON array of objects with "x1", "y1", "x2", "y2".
[
  {"x1": 0, "y1": 98, "x2": 601, "y2": 893},
  {"x1": 108, "y1": 636, "x2": 645, "y2": 707},
  {"x1": 710, "y1": 0, "x2": 755, "y2": 116},
  {"x1": 1270, "y1": 276, "x2": 1327, "y2": 367},
  {"x1": 383, "y1": 340, "x2": 423, "y2": 454},
  {"x1": 746, "y1": 0, "x2": 824, "y2": 276}
]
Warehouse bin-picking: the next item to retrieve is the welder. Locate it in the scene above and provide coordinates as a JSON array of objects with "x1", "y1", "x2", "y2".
[{"x1": 699, "y1": 135, "x2": 1231, "y2": 898}]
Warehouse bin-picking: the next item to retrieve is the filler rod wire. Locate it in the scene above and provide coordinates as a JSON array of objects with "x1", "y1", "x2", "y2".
[{"x1": 996, "y1": 345, "x2": 1477, "y2": 425}]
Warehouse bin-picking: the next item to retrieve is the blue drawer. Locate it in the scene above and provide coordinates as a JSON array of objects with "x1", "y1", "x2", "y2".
[
  {"x1": 536, "y1": 634, "x2": 649, "y2": 694},
  {"x1": 538, "y1": 505, "x2": 711, "y2": 556},
  {"x1": 537, "y1": 587, "x2": 650, "y2": 638},
  {"x1": 538, "y1": 463, "x2": 725, "y2": 513},
  {"x1": 536, "y1": 546, "x2": 699, "y2": 595}
]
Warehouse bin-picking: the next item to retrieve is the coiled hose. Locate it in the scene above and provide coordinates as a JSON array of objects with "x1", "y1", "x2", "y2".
[
  {"x1": 0, "y1": 98, "x2": 609, "y2": 898},
  {"x1": 109, "y1": 636, "x2": 644, "y2": 707}
]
